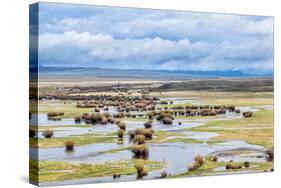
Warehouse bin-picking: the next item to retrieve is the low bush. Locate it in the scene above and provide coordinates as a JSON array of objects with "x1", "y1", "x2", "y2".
[
  {"x1": 243, "y1": 111, "x2": 253, "y2": 118},
  {"x1": 235, "y1": 109, "x2": 241, "y2": 113},
  {"x1": 188, "y1": 154, "x2": 204, "y2": 171},
  {"x1": 74, "y1": 117, "x2": 81, "y2": 123},
  {"x1": 162, "y1": 117, "x2": 173, "y2": 124},
  {"x1": 117, "y1": 129, "x2": 124, "y2": 139},
  {"x1": 188, "y1": 161, "x2": 201, "y2": 171},
  {"x1": 118, "y1": 121, "x2": 126, "y2": 130},
  {"x1": 144, "y1": 122, "x2": 152, "y2": 129},
  {"x1": 128, "y1": 130, "x2": 136, "y2": 139},
  {"x1": 157, "y1": 111, "x2": 173, "y2": 121},
  {"x1": 48, "y1": 117, "x2": 61, "y2": 121},
  {"x1": 211, "y1": 156, "x2": 218, "y2": 162},
  {"x1": 225, "y1": 163, "x2": 232, "y2": 170},
  {"x1": 134, "y1": 160, "x2": 145, "y2": 178},
  {"x1": 243, "y1": 161, "x2": 250, "y2": 168},
  {"x1": 134, "y1": 135, "x2": 146, "y2": 145},
  {"x1": 160, "y1": 171, "x2": 168, "y2": 178},
  {"x1": 131, "y1": 144, "x2": 149, "y2": 157},
  {"x1": 146, "y1": 112, "x2": 154, "y2": 119},
  {"x1": 194, "y1": 154, "x2": 204, "y2": 166},
  {"x1": 266, "y1": 147, "x2": 274, "y2": 162},
  {"x1": 227, "y1": 105, "x2": 236, "y2": 112},
  {"x1": 107, "y1": 117, "x2": 114, "y2": 124},
  {"x1": 113, "y1": 174, "x2": 121, "y2": 179},
  {"x1": 135, "y1": 128, "x2": 146, "y2": 135},
  {"x1": 65, "y1": 140, "x2": 74, "y2": 151},
  {"x1": 100, "y1": 117, "x2": 108, "y2": 124},
  {"x1": 42, "y1": 129, "x2": 54, "y2": 138},
  {"x1": 208, "y1": 110, "x2": 217, "y2": 116},
  {"x1": 143, "y1": 129, "x2": 154, "y2": 139},
  {"x1": 47, "y1": 112, "x2": 64, "y2": 117},
  {"x1": 225, "y1": 163, "x2": 242, "y2": 170}
]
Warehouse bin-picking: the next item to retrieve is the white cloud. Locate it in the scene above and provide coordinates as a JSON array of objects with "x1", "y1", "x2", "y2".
[
  {"x1": 37, "y1": 4, "x2": 273, "y2": 74},
  {"x1": 39, "y1": 30, "x2": 273, "y2": 74}
]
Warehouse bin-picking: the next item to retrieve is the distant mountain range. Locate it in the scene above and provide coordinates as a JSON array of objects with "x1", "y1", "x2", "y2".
[{"x1": 32, "y1": 66, "x2": 273, "y2": 80}]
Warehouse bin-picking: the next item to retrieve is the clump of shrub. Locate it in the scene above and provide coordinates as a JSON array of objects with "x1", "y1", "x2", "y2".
[
  {"x1": 48, "y1": 117, "x2": 62, "y2": 121},
  {"x1": 65, "y1": 140, "x2": 74, "y2": 151},
  {"x1": 113, "y1": 174, "x2": 121, "y2": 179},
  {"x1": 143, "y1": 129, "x2": 154, "y2": 139},
  {"x1": 135, "y1": 128, "x2": 145, "y2": 135},
  {"x1": 160, "y1": 171, "x2": 168, "y2": 178},
  {"x1": 134, "y1": 128, "x2": 154, "y2": 139},
  {"x1": 194, "y1": 154, "x2": 204, "y2": 166},
  {"x1": 144, "y1": 122, "x2": 152, "y2": 129},
  {"x1": 162, "y1": 117, "x2": 173, "y2": 125},
  {"x1": 146, "y1": 112, "x2": 155, "y2": 119},
  {"x1": 134, "y1": 160, "x2": 147, "y2": 179},
  {"x1": 208, "y1": 110, "x2": 217, "y2": 116},
  {"x1": 243, "y1": 161, "x2": 250, "y2": 168},
  {"x1": 157, "y1": 111, "x2": 173, "y2": 121},
  {"x1": 115, "y1": 119, "x2": 121, "y2": 125},
  {"x1": 243, "y1": 111, "x2": 253, "y2": 118},
  {"x1": 225, "y1": 163, "x2": 242, "y2": 170},
  {"x1": 42, "y1": 129, "x2": 54, "y2": 138},
  {"x1": 235, "y1": 109, "x2": 241, "y2": 113},
  {"x1": 117, "y1": 129, "x2": 125, "y2": 139},
  {"x1": 211, "y1": 156, "x2": 218, "y2": 162},
  {"x1": 47, "y1": 112, "x2": 64, "y2": 117},
  {"x1": 188, "y1": 154, "x2": 204, "y2": 171},
  {"x1": 81, "y1": 113, "x2": 112, "y2": 124},
  {"x1": 74, "y1": 117, "x2": 81, "y2": 123},
  {"x1": 225, "y1": 163, "x2": 232, "y2": 170},
  {"x1": 118, "y1": 121, "x2": 126, "y2": 130},
  {"x1": 100, "y1": 117, "x2": 108, "y2": 124},
  {"x1": 107, "y1": 117, "x2": 114, "y2": 124},
  {"x1": 134, "y1": 135, "x2": 146, "y2": 145},
  {"x1": 131, "y1": 144, "x2": 149, "y2": 157},
  {"x1": 188, "y1": 162, "x2": 201, "y2": 171},
  {"x1": 29, "y1": 128, "x2": 36, "y2": 138},
  {"x1": 128, "y1": 130, "x2": 136, "y2": 139},
  {"x1": 227, "y1": 105, "x2": 235, "y2": 112},
  {"x1": 266, "y1": 147, "x2": 274, "y2": 162}
]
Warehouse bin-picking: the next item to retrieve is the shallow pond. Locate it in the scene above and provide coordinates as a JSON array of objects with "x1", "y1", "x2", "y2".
[
  {"x1": 159, "y1": 97, "x2": 197, "y2": 105},
  {"x1": 37, "y1": 139, "x2": 266, "y2": 186}
]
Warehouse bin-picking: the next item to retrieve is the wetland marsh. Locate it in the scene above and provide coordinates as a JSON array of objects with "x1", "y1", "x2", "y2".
[{"x1": 30, "y1": 77, "x2": 274, "y2": 186}]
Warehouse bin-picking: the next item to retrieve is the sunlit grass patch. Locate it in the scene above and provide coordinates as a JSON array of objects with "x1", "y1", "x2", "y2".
[
  {"x1": 32, "y1": 100, "x2": 92, "y2": 118},
  {"x1": 187, "y1": 110, "x2": 273, "y2": 148},
  {"x1": 30, "y1": 133, "x2": 117, "y2": 148},
  {"x1": 30, "y1": 159, "x2": 167, "y2": 183}
]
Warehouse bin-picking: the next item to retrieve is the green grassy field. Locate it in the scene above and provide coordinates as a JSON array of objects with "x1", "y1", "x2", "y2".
[
  {"x1": 30, "y1": 130, "x2": 202, "y2": 148},
  {"x1": 31, "y1": 100, "x2": 92, "y2": 118},
  {"x1": 30, "y1": 159, "x2": 167, "y2": 183},
  {"x1": 186, "y1": 110, "x2": 273, "y2": 148},
  {"x1": 30, "y1": 134, "x2": 117, "y2": 148}
]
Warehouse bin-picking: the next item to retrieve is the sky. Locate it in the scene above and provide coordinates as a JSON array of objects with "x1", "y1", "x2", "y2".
[{"x1": 36, "y1": 2, "x2": 274, "y2": 75}]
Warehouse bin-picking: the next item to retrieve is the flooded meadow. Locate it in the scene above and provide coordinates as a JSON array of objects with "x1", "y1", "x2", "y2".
[{"x1": 29, "y1": 87, "x2": 274, "y2": 185}]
